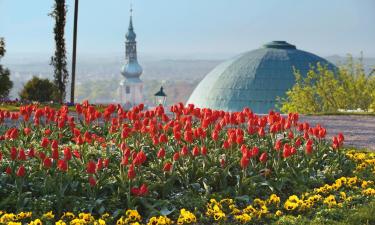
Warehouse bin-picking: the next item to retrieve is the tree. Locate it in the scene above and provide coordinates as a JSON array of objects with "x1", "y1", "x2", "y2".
[
  {"x1": 0, "y1": 37, "x2": 13, "y2": 99},
  {"x1": 279, "y1": 56, "x2": 375, "y2": 114},
  {"x1": 50, "y1": 0, "x2": 69, "y2": 103},
  {"x1": 19, "y1": 76, "x2": 58, "y2": 102}
]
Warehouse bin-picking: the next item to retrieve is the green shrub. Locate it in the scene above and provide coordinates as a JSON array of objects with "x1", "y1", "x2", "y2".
[
  {"x1": 0, "y1": 37, "x2": 13, "y2": 98},
  {"x1": 19, "y1": 76, "x2": 59, "y2": 102}
]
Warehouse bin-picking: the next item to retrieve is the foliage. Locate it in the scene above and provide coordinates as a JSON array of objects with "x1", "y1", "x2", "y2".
[
  {"x1": 0, "y1": 101, "x2": 354, "y2": 218},
  {"x1": 50, "y1": 0, "x2": 69, "y2": 103},
  {"x1": 0, "y1": 37, "x2": 13, "y2": 99},
  {"x1": 279, "y1": 56, "x2": 375, "y2": 114},
  {"x1": 19, "y1": 76, "x2": 59, "y2": 102}
]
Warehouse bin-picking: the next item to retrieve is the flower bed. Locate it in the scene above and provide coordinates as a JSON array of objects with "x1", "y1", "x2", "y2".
[{"x1": 0, "y1": 102, "x2": 374, "y2": 224}]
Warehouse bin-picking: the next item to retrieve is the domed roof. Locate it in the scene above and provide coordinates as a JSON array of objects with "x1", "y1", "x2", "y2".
[
  {"x1": 121, "y1": 61, "x2": 143, "y2": 78},
  {"x1": 187, "y1": 41, "x2": 336, "y2": 113}
]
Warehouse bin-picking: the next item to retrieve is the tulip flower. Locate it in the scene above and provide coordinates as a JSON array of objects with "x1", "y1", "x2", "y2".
[
  {"x1": 163, "y1": 162, "x2": 172, "y2": 172},
  {"x1": 181, "y1": 146, "x2": 189, "y2": 156},
  {"x1": 240, "y1": 156, "x2": 249, "y2": 169},
  {"x1": 63, "y1": 147, "x2": 72, "y2": 161},
  {"x1": 41, "y1": 137, "x2": 50, "y2": 148},
  {"x1": 128, "y1": 164, "x2": 136, "y2": 180},
  {"x1": 157, "y1": 148, "x2": 166, "y2": 159},
  {"x1": 89, "y1": 176, "x2": 96, "y2": 187},
  {"x1": 259, "y1": 152, "x2": 268, "y2": 163},
  {"x1": 57, "y1": 159, "x2": 68, "y2": 172},
  {"x1": 173, "y1": 152, "x2": 180, "y2": 161},
  {"x1": 43, "y1": 158, "x2": 53, "y2": 168},
  {"x1": 192, "y1": 146, "x2": 200, "y2": 156},
  {"x1": 86, "y1": 161, "x2": 97, "y2": 174},
  {"x1": 201, "y1": 146, "x2": 207, "y2": 155},
  {"x1": 18, "y1": 148, "x2": 27, "y2": 160},
  {"x1": 16, "y1": 165, "x2": 26, "y2": 177},
  {"x1": 5, "y1": 166, "x2": 12, "y2": 175}
]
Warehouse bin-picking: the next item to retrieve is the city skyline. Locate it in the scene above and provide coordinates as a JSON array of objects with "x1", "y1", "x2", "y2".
[{"x1": 1, "y1": 0, "x2": 375, "y2": 59}]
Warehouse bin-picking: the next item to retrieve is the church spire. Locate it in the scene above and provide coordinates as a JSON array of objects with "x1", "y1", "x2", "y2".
[{"x1": 121, "y1": 3, "x2": 142, "y2": 79}]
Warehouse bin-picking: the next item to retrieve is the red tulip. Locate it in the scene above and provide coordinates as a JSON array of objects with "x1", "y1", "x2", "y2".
[
  {"x1": 192, "y1": 146, "x2": 200, "y2": 156},
  {"x1": 5, "y1": 166, "x2": 12, "y2": 175},
  {"x1": 10, "y1": 147, "x2": 18, "y2": 161},
  {"x1": 16, "y1": 165, "x2": 26, "y2": 177},
  {"x1": 163, "y1": 162, "x2": 172, "y2": 172},
  {"x1": 181, "y1": 146, "x2": 189, "y2": 156},
  {"x1": 63, "y1": 147, "x2": 72, "y2": 161},
  {"x1": 159, "y1": 134, "x2": 168, "y2": 143},
  {"x1": 173, "y1": 152, "x2": 180, "y2": 161},
  {"x1": 43, "y1": 158, "x2": 53, "y2": 168},
  {"x1": 240, "y1": 156, "x2": 249, "y2": 169},
  {"x1": 89, "y1": 176, "x2": 96, "y2": 187},
  {"x1": 27, "y1": 148, "x2": 35, "y2": 158},
  {"x1": 274, "y1": 140, "x2": 282, "y2": 151},
  {"x1": 201, "y1": 146, "x2": 207, "y2": 155},
  {"x1": 23, "y1": 127, "x2": 31, "y2": 135},
  {"x1": 139, "y1": 184, "x2": 148, "y2": 195},
  {"x1": 51, "y1": 140, "x2": 58, "y2": 150},
  {"x1": 86, "y1": 161, "x2": 97, "y2": 174},
  {"x1": 52, "y1": 148, "x2": 59, "y2": 160},
  {"x1": 18, "y1": 148, "x2": 27, "y2": 160},
  {"x1": 57, "y1": 159, "x2": 68, "y2": 172},
  {"x1": 338, "y1": 133, "x2": 344, "y2": 145},
  {"x1": 41, "y1": 137, "x2": 50, "y2": 148},
  {"x1": 131, "y1": 187, "x2": 140, "y2": 196},
  {"x1": 128, "y1": 164, "x2": 136, "y2": 180},
  {"x1": 73, "y1": 150, "x2": 81, "y2": 159},
  {"x1": 157, "y1": 148, "x2": 166, "y2": 159},
  {"x1": 259, "y1": 153, "x2": 268, "y2": 163},
  {"x1": 306, "y1": 144, "x2": 313, "y2": 155}
]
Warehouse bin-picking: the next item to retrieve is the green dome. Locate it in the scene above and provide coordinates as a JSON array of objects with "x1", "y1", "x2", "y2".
[{"x1": 187, "y1": 41, "x2": 336, "y2": 113}]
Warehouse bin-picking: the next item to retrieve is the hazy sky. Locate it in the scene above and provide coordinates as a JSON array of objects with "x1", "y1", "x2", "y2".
[{"x1": 1, "y1": 0, "x2": 375, "y2": 59}]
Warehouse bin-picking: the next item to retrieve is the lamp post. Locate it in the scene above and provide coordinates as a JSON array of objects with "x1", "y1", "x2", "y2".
[
  {"x1": 70, "y1": 0, "x2": 79, "y2": 104},
  {"x1": 154, "y1": 86, "x2": 167, "y2": 106}
]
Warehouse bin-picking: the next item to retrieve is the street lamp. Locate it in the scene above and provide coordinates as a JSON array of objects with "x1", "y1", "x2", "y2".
[{"x1": 154, "y1": 86, "x2": 167, "y2": 106}]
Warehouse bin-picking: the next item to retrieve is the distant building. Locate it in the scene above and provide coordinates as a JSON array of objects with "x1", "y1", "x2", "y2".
[
  {"x1": 119, "y1": 7, "x2": 143, "y2": 108},
  {"x1": 187, "y1": 41, "x2": 336, "y2": 113}
]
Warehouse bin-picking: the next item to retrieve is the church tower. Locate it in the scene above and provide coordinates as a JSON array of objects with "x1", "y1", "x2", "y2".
[{"x1": 120, "y1": 6, "x2": 143, "y2": 108}]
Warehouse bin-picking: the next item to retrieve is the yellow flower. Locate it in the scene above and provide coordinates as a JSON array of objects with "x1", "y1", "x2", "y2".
[
  {"x1": 29, "y1": 218, "x2": 42, "y2": 225},
  {"x1": 42, "y1": 211, "x2": 55, "y2": 220},
  {"x1": 116, "y1": 216, "x2": 125, "y2": 225},
  {"x1": 125, "y1": 210, "x2": 141, "y2": 222},
  {"x1": 177, "y1": 209, "x2": 196, "y2": 224},
  {"x1": 362, "y1": 188, "x2": 375, "y2": 196},
  {"x1": 234, "y1": 213, "x2": 251, "y2": 224},
  {"x1": 267, "y1": 194, "x2": 280, "y2": 206},
  {"x1": 62, "y1": 212, "x2": 76, "y2": 220},
  {"x1": 17, "y1": 211, "x2": 32, "y2": 220},
  {"x1": 323, "y1": 195, "x2": 337, "y2": 208},
  {"x1": 70, "y1": 218, "x2": 87, "y2": 225},
  {"x1": 55, "y1": 219, "x2": 67, "y2": 225},
  {"x1": 101, "y1": 213, "x2": 110, "y2": 220},
  {"x1": 275, "y1": 210, "x2": 283, "y2": 216},
  {"x1": 213, "y1": 212, "x2": 226, "y2": 221},
  {"x1": 94, "y1": 219, "x2": 106, "y2": 225},
  {"x1": 340, "y1": 192, "x2": 347, "y2": 200},
  {"x1": 7, "y1": 222, "x2": 21, "y2": 225},
  {"x1": 78, "y1": 213, "x2": 94, "y2": 223},
  {"x1": 1, "y1": 213, "x2": 17, "y2": 223},
  {"x1": 147, "y1": 215, "x2": 173, "y2": 225}
]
